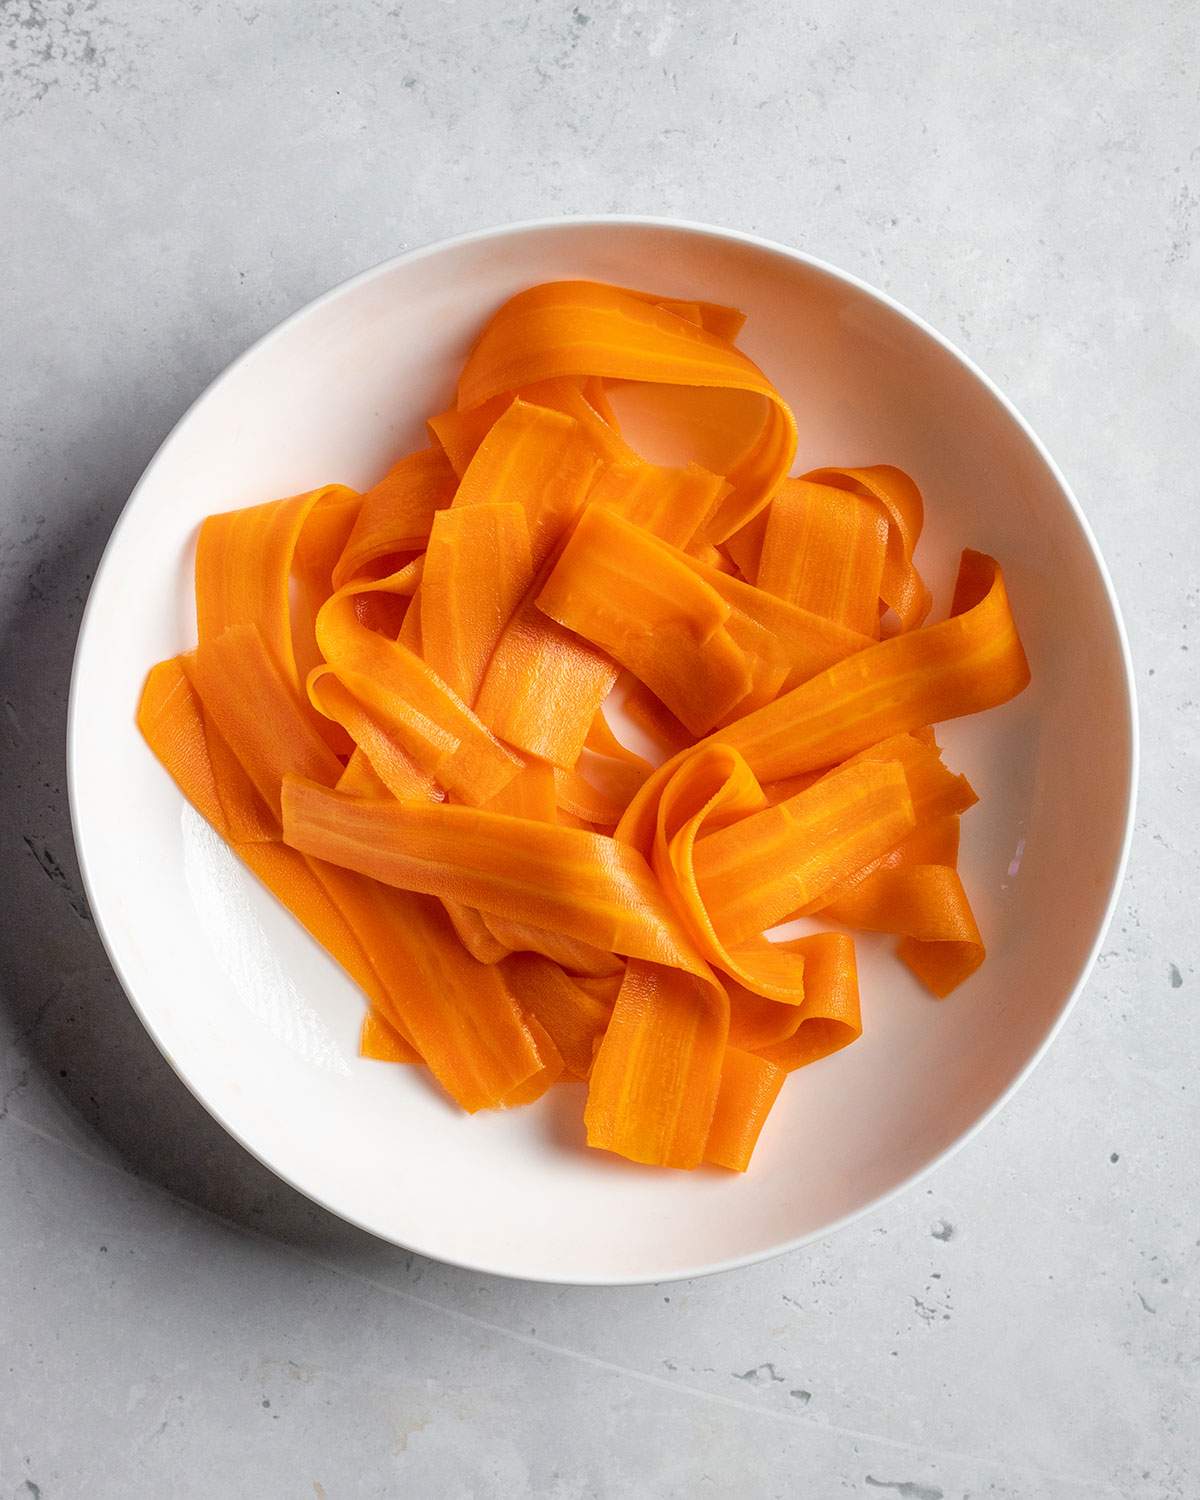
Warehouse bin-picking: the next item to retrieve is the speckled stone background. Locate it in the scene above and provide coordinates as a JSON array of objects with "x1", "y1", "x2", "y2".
[{"x1": 1, "y1": 2, "x2": 1196, "y2": 1496}]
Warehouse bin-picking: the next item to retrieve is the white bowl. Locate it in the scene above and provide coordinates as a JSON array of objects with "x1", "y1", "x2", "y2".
[{"x1": 68, "y1": 218, "x2": 1136, "y2": 1284}]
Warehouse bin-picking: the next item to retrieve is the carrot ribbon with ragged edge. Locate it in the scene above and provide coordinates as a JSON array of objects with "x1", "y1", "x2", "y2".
[{"x1": 138, "y1": 274, "x2": 1030, "y2": 1173}]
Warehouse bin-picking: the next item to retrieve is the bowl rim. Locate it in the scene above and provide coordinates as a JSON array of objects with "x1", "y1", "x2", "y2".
[{"x1": 66, "y1": 214, "x2": 1139, "y2": 1285}]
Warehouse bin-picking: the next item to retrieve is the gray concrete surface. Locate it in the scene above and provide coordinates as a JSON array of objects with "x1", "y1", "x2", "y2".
[{"x1": 1, "y1": 1, "x2": 1197, "y2": 1496}]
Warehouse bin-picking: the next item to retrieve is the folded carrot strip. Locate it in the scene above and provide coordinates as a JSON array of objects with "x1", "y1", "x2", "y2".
[
  {"x1": 537, "y1": 505, "x2": 752, "y2": 736},
  {"x1": 517, "y1": 378, "x2": 637, "y2": 463},
  {"x1": 360, "y1": 1010, "x2": 421, "y2": 1064},
  {"x1": 138, "y1": 656, "x2": 244, "y2": 839},
  {"x1": 427, "y1": 395, "x2": 511, "y2": 477},
  {"x1": 310, "y1": 673, "x2": 443, "y2": 804},
  {"x1": 844, "y1": 732, "x2": 978, "y2": 824},
  {"x1": 481, "y1": 915, "x2": 624, "y2": 977},
  {"x1": 502, "y1": 952, "x2": 615, "y2": 1077},
  {"x1": 752, "y1": 933, "x2": 862, "y2": 1071},
  {"x1": 649, "y1": 742, "x2": 809, "y2": 1005},
  {"x1": 692, "y1": 760, "x2": 916, "y2": 943},
  {"x1": 280, "y1": 777, "x2": 713, "y2": 980},
  {"x1": 804, "y1": 465, "x2": 931, "y2": 631},
  {"x1": 419, "y1": 502, "x2": 533, "y2": 705},
  {"x1": 899, "y1": 924, "x2": 985, "y2": 997},
  {"x1": 456, "y1": 281, "x2": 796, "y2": 541},
  {"x1": 796, "y1": 734, "x2": 976, "y2": 910},
  {"x1": 313, "y1": 592, "x2": 523, "y2": 805},
  {"x1": 703, "y1": 1048, "x2": 786, "y2": 1171},
  {"x1": 585, "y1": 705, "x2": 656, "y2": 783},
  {"x1": 447, "y1": 406, "x2": 614, "y2": 763},
  {"x1": 726, "y1": 982, "x2": 806, "y2": 1050},
  {"x1": 818, "y1": 813, "x2": 984, "y2": 996},
  {"x1": 450, "y1": 400, "x2": 602, "y2": 572},
  {"x1": 585, "y1": 960, "x2": 728, "y2": 1170},
  {"x1": 756, "y1": 478, "x2": 889, "y2": 638},
  {"x1": 196, "y1": 486, "x2": 335, "y2": 663},
  {"x1": 587, "y1": 460, "x2": 726, "y2": 549},
  {"x1": 443, "y1": 899, "x2": 512, "y2": 964},
  {"x1": 333, "y1": 449, "x2": 455, "y2": 587}
]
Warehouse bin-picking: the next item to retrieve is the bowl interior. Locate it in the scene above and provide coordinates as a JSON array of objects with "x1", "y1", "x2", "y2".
[{"x1": 69, "y1": 220, "x2": 1133, "y2": 1282}]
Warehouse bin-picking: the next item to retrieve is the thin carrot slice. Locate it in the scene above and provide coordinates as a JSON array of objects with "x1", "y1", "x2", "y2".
[
  {"x1": 474, "y1": 585, "x2": 618, "y2": 769},
  {"x1": 456, "y1": 281, "x2": 796, "y2": 541},
  {"x1": 313, "y1": 592, "x2": 523, "y2": 805},
  {"x1": 481, "y1": 914, "x2": 625, "y2": 978},
  {"x1": 726, "y1": 981, "x2": 805, "y2": 1050},
  {"x1": 720, "y1": 550, "x2": 1028, "y2": 782},
  {"x1": 196, "y1": 484, "x2": 356, "y2": 752},
  {"x1": 186, "y1": 624, "x2": 344, "y2": 823},
  {"x1": 584, "y1": 960, "x2": 728, "y2": 1170},
  {"x1": 703, "y1": 1049, "x2": 786, "y2": 1172},
  {"x1": 587, "y1": 460, "x2": 726, "y2": 549},
  {"x1": 443, "y1": 900, "x2": 512, "y2": 964},
  {"x1": 615, "y1": 550, "x2": 1027, "y2": 855},
  {"x1": 429, "y1": 379, "x2": 633, "y2": 477},
  {"x1": 753, "y1": 933, "x2": 862, "y2": 1071},
  {"x1": 483, "y1": 760, "x2": 559, "y2": 822},
  {"x1": 502, "y1": 952, "x2": 615, "y2": 1077},
  {"x1": 804, "y1": 465, "x2": 931, "y2": 631},
  {"x1": 681, "y1": 546, "x2": 871, "y2": 688},
  {"x1": 333, "y1": 449, "x2": 455, "y2": 587},
  {"x1": 419, "y1": 502, "x2": 533, "y2": 705},
  {"x1": 796, "y1": 735, "x2": 977, "y2": 914},
  {"x1": 653, "y1": 295, "x2": 747, "y2": 341},
  {"x1": 138, "y1": 657, "x2": 405, "y2": 1027},
  {"x1": 317, "y1": 880, "x2": 544, "y2": 1113},
  {"x1": 450, "y1": 400, "x2": 601, "y2": 571},
  {"x1": 360, "y1": 1011, "x2": 421, "y2": 1064},
  {"x1": 537, "y1": 505, "x2": 752, "y2": 736},
  {"x1": 818, "y1": 813, "x2": 984, "y2": 996},
  {"x1": 622, "y1": 678, "x2": 694, "y2": 759},
  {"x1": 649, "y1": 742, "x2": 808, "y2": 1005},
  {"x1": 281, "y1": 777, "x2": 712, "y2": 980},
  {"x1": 692, "y1": 760, "x2": 916, "y2": 943},
  {"x1": 756, "y1": 478, "x2": 889, "y2": 638},
  {"x1": 501, "y1": 1016, "x2": 566, "y2": 1106}
]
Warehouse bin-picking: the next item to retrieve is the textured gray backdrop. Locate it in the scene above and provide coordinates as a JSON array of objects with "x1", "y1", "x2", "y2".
[{"x1": 1, "y1": 2, "x2": 1196, "y2": 1496}]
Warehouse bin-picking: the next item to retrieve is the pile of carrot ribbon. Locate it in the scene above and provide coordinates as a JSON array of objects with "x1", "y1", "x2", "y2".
[{"x1": 138, "y1": 280, "x2": 1030, "y2": 1171}]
